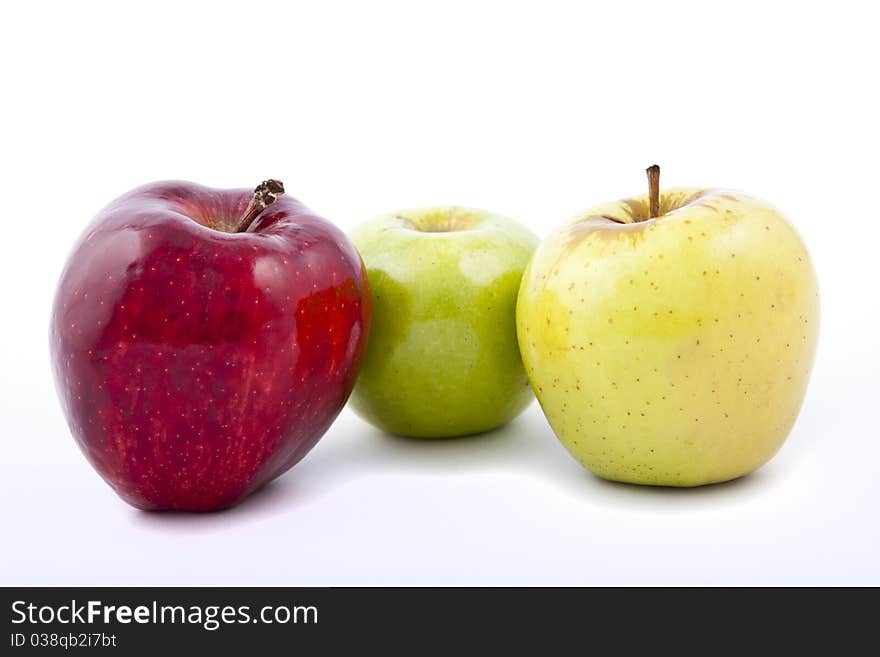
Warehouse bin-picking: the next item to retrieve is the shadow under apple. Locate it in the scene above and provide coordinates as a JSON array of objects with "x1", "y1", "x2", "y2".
[{"x1": 129, "y1": 402, "x2": 788, "y2": 531}]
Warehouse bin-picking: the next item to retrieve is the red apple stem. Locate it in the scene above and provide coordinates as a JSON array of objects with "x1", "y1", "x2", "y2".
[
  {"x1": 646, "y1": 164, "x2": 660, "y2": 218},
  {"x1": 234, "y1": 180, "x2": 285, "y2": 233}
]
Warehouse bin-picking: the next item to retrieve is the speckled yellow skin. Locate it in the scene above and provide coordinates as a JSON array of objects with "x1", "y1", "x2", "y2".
[
  {"x1": 517, "y1": 189, "x2": 819, "y2": 486},
  {"x1": 351, "y1": 208, "x2": 538, "y2": 438}
]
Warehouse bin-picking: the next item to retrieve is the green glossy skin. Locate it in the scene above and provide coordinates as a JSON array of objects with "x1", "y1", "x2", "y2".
[{"x1": 350, "y1": 208, "x2": 538, "y2": 438}]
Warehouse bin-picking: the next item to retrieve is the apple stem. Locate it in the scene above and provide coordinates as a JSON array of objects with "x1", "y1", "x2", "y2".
[
  {"x1": 234, "y1": 180, "x2": 285, "y2": 233},
  {"x1": 646, "y1": 164, "x2": 660, "y2": 219}
]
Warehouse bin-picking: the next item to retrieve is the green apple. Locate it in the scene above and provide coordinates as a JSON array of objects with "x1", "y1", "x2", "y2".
[
  {"x1": 350, "y1": 207, "x2": 538, "y2": 438},
  {"x1": 517, "y1": 167, "x2": 819, "y2": 486}
]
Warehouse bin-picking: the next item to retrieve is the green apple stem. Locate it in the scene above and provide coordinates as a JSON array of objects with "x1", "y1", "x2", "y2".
[
  {"x1": 235, "y1": 180, "x2": 285, "y2": 233},
  {"x1": 646, "y1": 164, "x2": 660, "y2": 218}
]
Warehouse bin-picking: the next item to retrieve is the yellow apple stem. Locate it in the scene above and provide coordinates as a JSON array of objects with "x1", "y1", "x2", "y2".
[
  {"x1": 235, "y1": 180, "x2": 286, "y2": 233},
  {"x1": 646, "y1": 164, "x2": 660, "y2": 218}
]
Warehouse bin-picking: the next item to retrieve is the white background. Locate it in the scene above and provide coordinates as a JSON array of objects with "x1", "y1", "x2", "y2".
[{"x1": 1, "y1": 1, "x2": 877, "y2": 585}]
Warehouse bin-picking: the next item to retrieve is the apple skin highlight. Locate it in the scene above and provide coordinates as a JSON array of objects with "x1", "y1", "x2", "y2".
[
  {"x1": 50, "y1": 181, "x2": 371, "y2": 511},
  {"x1": 517, "y1": 188, "x2": 819, "y2": 486}
]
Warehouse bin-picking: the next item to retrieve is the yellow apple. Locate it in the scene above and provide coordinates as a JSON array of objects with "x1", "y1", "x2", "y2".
[{"x1": 517, "y1": 168, "x2": 819, "y2": 486}]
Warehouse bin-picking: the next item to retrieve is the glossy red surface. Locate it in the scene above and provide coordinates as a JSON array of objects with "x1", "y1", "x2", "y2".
[{"x1": 50, "y1": 182, "x2": 371, "y2": 511}]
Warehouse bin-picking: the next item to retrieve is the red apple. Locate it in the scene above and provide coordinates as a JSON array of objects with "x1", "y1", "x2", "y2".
[{"x1": 50, "y1": 180, "x2": 371, "y2": 511}]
